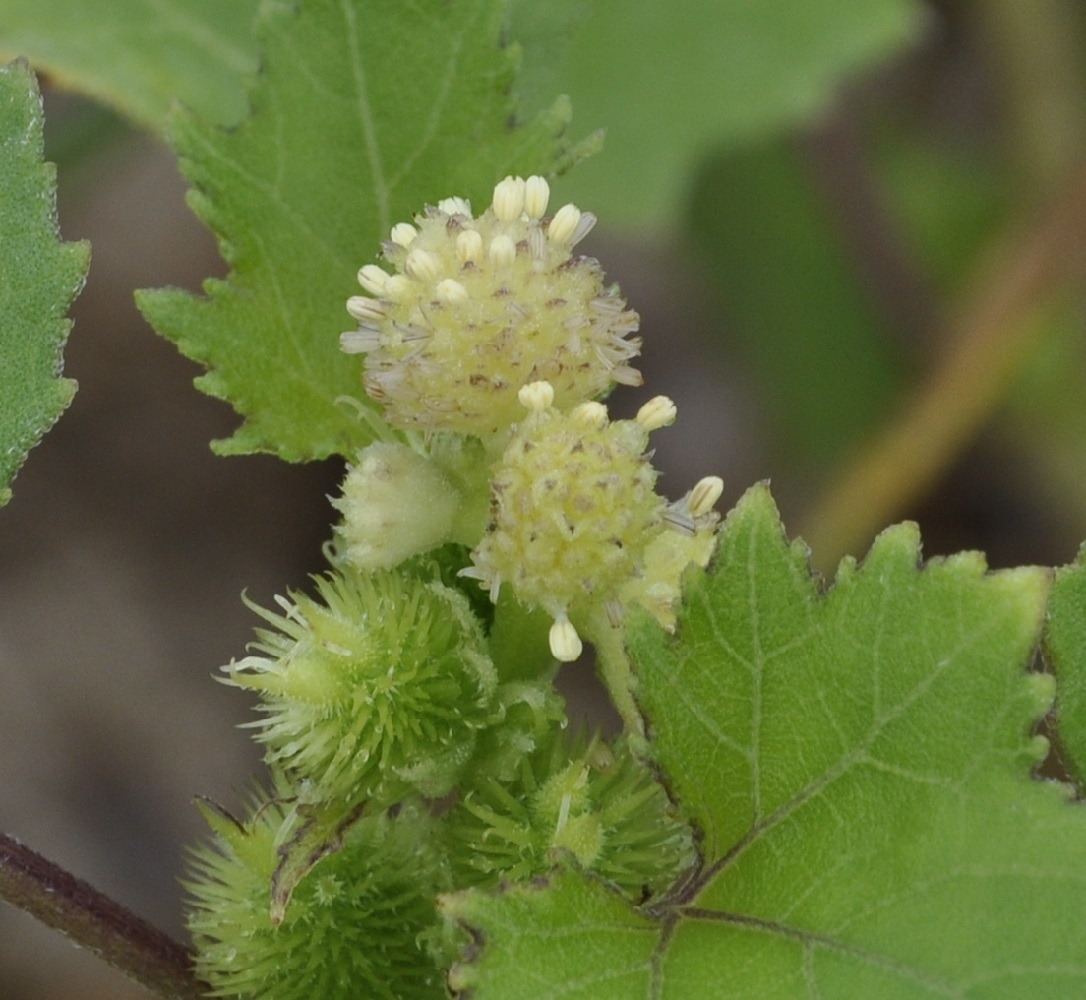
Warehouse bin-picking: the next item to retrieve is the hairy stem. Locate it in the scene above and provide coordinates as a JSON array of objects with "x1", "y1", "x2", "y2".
[
  {"x1": 590, "y1": 616, "x2": 646, "y2": 741},
  {"x1": 0, "y1": 832, "x2": 204, "y2": 1000},
  {"x1": 800, "y1": 159, "x2": 1086, "y2": 567}
]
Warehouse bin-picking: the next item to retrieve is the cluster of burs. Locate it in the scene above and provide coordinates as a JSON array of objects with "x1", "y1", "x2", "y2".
[{"x1": 186, "y1": 176, "x2": 722, "y2": 999}]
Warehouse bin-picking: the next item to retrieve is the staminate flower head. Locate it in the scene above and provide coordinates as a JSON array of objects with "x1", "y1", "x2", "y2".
[
  {"x1": 186, "y1": 794, "x2": 450, "y2": 1000},
  {"x1": 224, "y1": 567, "x2": 497, "y2": 805},
  {"x1": 341, "y1": 175, "x2": 641, "y2": 438},
  {"x1": 621, "y1": 474, "x2": 724, "y2": 631},
  {"x1": 445, "y1": 729, "x2": 694, "y2": 897},
  {"x1": 464, "y1": 382, "x2": 719, "y2": 661}
]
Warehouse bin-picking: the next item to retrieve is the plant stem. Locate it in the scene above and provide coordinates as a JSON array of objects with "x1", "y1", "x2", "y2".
[
  {"x1": 589, "y1": 616, "x2": 646, "y2": 741},
  {"x1": 0, "y1": 832, "x2": 205, "y2": 1000},
  {"x1": 800, "y1": 159, "x2": 1086, "y2": 568}
]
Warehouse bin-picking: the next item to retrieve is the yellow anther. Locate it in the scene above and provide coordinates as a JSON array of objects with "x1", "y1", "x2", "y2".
[
  {"x1": 524, "y1": 176, "x2": 550, "y2": 220},
  {"x1": 636, "y1": 396, "x2": 677, "y2": 432},
  {"x1": 518, "y1": 381, "x2": 555, "y2": 412},
  {"x1": 547, "y1": 204, "x2": 582, "y2": 245}
]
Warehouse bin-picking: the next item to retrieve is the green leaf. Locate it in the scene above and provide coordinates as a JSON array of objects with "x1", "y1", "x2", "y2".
[
  {"x1": 447, "y1": 485, "x2": 1086, "y2": 998},
  {"x1": 558, "y1": 0, "x2": 922, "y2": 227},
  {"x1": 0, "y1": 59, "x2": 88, "y2": 507},
  {"x1": 0, "y1": 0, "x2": 259, "y2": 129},
  {"x1": 506, "y1": 0, "x2": 589, "y2": 121},
  {"x1": 443, "y1": 869, "x2": 658, "y2": 998},
  {"x1": 137, "y1": 0, "x2": 581, "y2": 461},
  {"x1": 1046, "y1": 546, "x2": 1086, "y2": 784}
]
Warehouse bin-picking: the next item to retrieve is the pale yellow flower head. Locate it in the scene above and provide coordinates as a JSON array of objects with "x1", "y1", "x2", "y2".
[
  {"x1": 464, "y1": 383, "x2": 717, "y2": 660},
  {"x1": 342, "y1": 176, "x2": 641, "y2": 438}
]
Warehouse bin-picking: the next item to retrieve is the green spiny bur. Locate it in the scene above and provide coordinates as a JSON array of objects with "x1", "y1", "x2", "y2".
[
  {"x1": 186, "y1": 789, "x2": 451, "y2": 1000},
  {"x1": 446, "y1": 728, "x2": 694, "y2": 899},
  {"x1": 225, "y1": 565, "x2": 497, "y2": 807}
]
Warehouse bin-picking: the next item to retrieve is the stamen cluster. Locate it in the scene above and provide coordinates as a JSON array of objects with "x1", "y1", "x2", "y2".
[
  {"x1": 465, "y1": 382, "x2": 678, "y2": 661},
  {"x1": 339, "y1": 175, "x2": 724, "y2": 662},
  {"x1": 341, "y1": 175, "x2": 641, "y2": 438}
]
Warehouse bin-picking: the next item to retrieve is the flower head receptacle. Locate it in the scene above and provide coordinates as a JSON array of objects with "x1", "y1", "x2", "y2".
[{"x1": 341, "y1": 175, "x2": 641, "y2": 439}]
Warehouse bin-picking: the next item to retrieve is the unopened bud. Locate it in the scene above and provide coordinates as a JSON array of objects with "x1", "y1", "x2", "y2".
[
  {"x1": 492, "y1": 175, "x2": 527, "y2": 221},
  {"x1": 548, "y1": 204, "x2": 582, "y2": 245},
  {"x1": 524, "y1": 176, "x2": 550, "y2": 220},
  {"x1": 518, "y1": 381, "x2": 555, "y2": 412},
  {"x1": 549, "y1": 616, "x2": 583, "y2": 662},
  {"x1": 688, "y1": 476, "x2": 724, "y2": 517},
  {"x1": 636, "y1": 396, "x2": 677, "y2": 432},
  {"x1": 390, "y1": 222, "x2": 417, "y2": 247}
]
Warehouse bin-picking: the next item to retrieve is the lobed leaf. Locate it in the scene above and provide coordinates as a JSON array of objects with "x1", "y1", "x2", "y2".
[
  {"x1": 0, "y1": 59, "x2": 88, "y2": 507},
  {"x1": 137, "y1": 0, "x2": 582, "y2": 461},
  {"x1": 447, "y1": 485, "x2": 1086, "y2": 998},
  {"x1": 0, "y1": 0, "x2": 259, "y2": 130},
  {"x1": 505, "y1": 0, "x2": 588, "y2": 121}
]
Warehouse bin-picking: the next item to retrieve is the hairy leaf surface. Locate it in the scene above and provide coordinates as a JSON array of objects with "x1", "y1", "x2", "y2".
[
  {"x1": 0, "y1": 60, "x2": 88, "y2": 507},
  {"x1": 447, "y1": 485, "x2": 1086, "y2": 998},
  {"x1": 137, "y1": 0, "x2": 579, "y2": 460},
  {"x1": 1046, "y1": 547, "x2": 1086, "y2": 784}
]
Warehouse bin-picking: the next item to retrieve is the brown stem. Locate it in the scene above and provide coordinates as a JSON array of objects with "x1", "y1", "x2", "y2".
[
  {"x1": 799, "y1": 159, "x2": 1086, "y2": 568},
  {"x1": 0, "y1": 832, "x2": 205, "y2": 1000}
]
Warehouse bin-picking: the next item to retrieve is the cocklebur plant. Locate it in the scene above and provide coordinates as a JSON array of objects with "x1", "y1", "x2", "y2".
[
  {"x1": 182, "y1": 175, "x2": 725, "y2": 998},
  {"x1": 6, "y1": 4, "x2": 1086, "y2": 999}
]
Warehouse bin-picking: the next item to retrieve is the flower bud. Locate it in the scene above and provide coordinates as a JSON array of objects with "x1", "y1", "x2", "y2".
[{"x1": 333, "y1": 443, "x2": 458, "y2": 570}]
